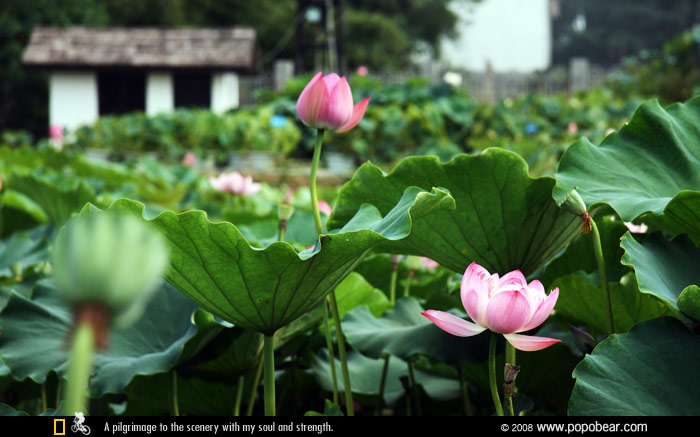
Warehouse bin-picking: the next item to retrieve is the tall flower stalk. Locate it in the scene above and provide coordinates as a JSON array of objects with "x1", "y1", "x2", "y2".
[
  {"x1": 297, "y1": 71, "x2": 370, "y2": 416},
  {"x1": 559, "y1": 189, "x2": 614, "y2": 335}
]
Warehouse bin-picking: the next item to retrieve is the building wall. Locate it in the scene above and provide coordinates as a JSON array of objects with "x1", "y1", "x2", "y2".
[
  {"x1": 50, "y1": 71, "x2": 99, "y2": 131},
  {"x1": 440, "y1": 0, "x2": 551, "y2": 73},
  {"x1": 146, "y1": 72, "x2": 174, "y2": 115},
  {"x1": 211, "y1": 72, "x2": 240, "y2": 113}
]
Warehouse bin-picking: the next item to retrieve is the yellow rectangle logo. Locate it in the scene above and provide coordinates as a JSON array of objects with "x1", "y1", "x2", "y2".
[{"x1": 54, "y1": 418, "x2": 65, "y2": 435}]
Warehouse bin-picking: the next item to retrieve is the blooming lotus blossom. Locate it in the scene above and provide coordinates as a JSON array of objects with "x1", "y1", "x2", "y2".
[
  {"x1": 422, "y1": 262, "x2": 561, "y2": 351},
  {"x1": 209, "y1": 171, "x2": 261, "y2": 196},
  {"x1": 296, "y1": 72, "x2": 370, "y2": 133},
  {"x1": 318, "y1": 200, "x2": 332, "y2": 217}
]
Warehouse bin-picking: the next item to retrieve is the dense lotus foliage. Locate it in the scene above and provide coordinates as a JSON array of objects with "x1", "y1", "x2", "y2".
[{"x1": 0, "y1": 73, "x2": 699, "y2": 416}]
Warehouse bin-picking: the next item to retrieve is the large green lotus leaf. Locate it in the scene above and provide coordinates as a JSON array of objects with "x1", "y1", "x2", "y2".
[
  {"x1": 181, "y1": 325, "x2": 262, "y2": 381},
  {"x1": 554, "y1": 98, "x2": 700, "y2": 239},
  {"x1": 120, "y1": 373, "x2": 243, "y2": 416},
  {"x1": 551, "y1": 273, "x2": 675, "y2": 334},
  {"x1": 660, "y1": 191, "x2": 700, "y2": 244},
  {"x1": 273, "y1": 272, "x2": 392, "y2": 349},
  {"x1": 0, "y1": 280, "x2": 224, "y2": 395},
  {"x1": 621, "y1": 232, "x2": 700, "y2": 311},
  {"x1": 5, "y1": 173, "x2": 95, "y2": 225},
  {"x1": 328, "y1": 150, "x2": 580, "y2": 276},
  {"x1": 0, "y1": 403, "x2": 28, "y2": 416},
  {"x1": 569, "y1": 317, "x2": 700, "y2": 415},
  {"x1": 102, "y1": 187, "x2": 453, "y2": 335},
  {"x1": 311, "y1": 350, "x2": 460, "y2": 407},
  {"x1": 0, "y1": 228, "x2": 50, "y2": 279},
  {"x1": 342, "y1": 298, "x2": 489, "y2": 365}
]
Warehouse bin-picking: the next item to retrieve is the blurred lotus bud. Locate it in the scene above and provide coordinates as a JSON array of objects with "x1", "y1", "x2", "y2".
[
  {"x1": 568, "y1": 121, "x2": 578, "y2": 135},
  {"x1": 558, "y1": 189, "x2": 587, "y2": 217},
  {"x1": 356, "y1": 65, "x2": 368, "y2": 77},
  {"x1": 182, "y1": 151, "x2": 196, "y2": 168},
  {"x1": 277, "y1": 203, "x2": 294, "y2": 222},
  {"x1": 570, "y1": 325, "x2": 596, "y2": 354},
  {"x1": 53, "y1": 212, "x2": 169, "y2": 327},
  {"x1": 10, "y1": 262, "x2": 22, "y2": 281}
]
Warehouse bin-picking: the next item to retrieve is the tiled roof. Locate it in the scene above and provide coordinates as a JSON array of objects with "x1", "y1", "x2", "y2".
[{"x1": 23, "y1": 27, "x2": 256, "y2": 70}]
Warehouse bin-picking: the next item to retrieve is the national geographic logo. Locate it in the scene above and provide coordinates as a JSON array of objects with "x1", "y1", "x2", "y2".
[{"x1": 53, "y1": 419, "x2": 65, "y2": 435}]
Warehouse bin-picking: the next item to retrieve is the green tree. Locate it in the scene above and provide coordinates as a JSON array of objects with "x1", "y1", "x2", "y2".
[{"x1": 552, "y1": 0, "x2": 699, "y2": 66}]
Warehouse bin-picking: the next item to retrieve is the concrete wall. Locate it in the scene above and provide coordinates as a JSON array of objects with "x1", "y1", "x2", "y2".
[
  {"x1": 211, "y1": 72, "x2": 239, "y2": 113},
  {"x1": 49, "y1": 71, "x2": 98, "y2": 131},
  {"x1": 441, "y1": 0, "x2": 551, "y2": 73},
  {"x1": 146, "y1": 72, "x2": 174, "y2": 115}
]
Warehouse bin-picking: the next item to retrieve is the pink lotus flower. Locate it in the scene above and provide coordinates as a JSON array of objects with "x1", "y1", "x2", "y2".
[
  {"x1": 356, "y1": 66, "x2": 369, "y2": 77},
  {"x1": 568, "y1": 122, "x2": 578, "y2": 135},
  {"x1": 296, "y1": 72, "x2": 370, "y2": 133},
  {"x1": 422, "y1": 262, "x2": 561, "y2": 351},
  {"x1": 318, "y1": 200, "x2": 332, "y2": 217},
  {"x1": 209, "y1": 171, "x2": 261, "y2": 196},
  {"x1": 49, "y1": 124, "x2": 63, "y2": 141}
]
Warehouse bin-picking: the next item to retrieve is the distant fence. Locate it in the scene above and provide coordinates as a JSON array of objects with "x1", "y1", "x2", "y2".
[{"x1": 239, "y1": 60, "x2": 611, "y2": 105}]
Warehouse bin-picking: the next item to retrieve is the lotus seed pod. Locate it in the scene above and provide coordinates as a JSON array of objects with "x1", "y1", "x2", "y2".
[
  {"x1": 277, "y1": 203, "x2": 295, "y2": 222},
  {"x1": 405, "y1": 255, "x2": 423, "y2": 271},
  {"x1": 52, "y1": 212, "x2": 169, "y2": 326}
]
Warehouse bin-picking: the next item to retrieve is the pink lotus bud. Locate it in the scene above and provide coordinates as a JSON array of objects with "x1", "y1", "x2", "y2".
[
  {"x1": 568, "y1": 122, "x2": 578, "y2": 135},
  {"x1": 182, "y1": 151, "x2": 196, "y2": 168},
  {"x1": 356, "y1": 66, "x2": 369, "y2": 77},
  {"x1": 318, "y1": 200, "x2": 332, "y2": 217},
  {"x1": 296, "y1": 72, "x2": 370, "y2": 133},
  {"x1": 422, "y1": 262, "x2": 561, "y2": 351}
]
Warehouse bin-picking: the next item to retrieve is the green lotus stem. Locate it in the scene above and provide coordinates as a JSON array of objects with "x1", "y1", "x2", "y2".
[
  {"x1": 41, "y1": 383, "x2": 47, "y2": 412},
  {"x1": 323, "y1": 297, "x2": 339, "y2": 404},
  {"x1": 56, "y1": 378, "x2": 63, "y2": 409},
  {"x1": 506, "y1": 394, "x2": 515, "y2": 416},
  {"x1": 458, "y1": 365, "x2": 473, "y2": 416},
  {"x1": 407, "y1": 357, "x2": 422, "y2": 416},
  {"x1": 505, "y1": 342, "x2": 516, "y2": 416},
  {"x1": 329, "y1": 291, "x2": 354, "y2": 416},
  {"x1": 403, "y1": 270, "x2": 414, "y2": 298},
  {"x1": 233, "y1": 375, "x2": 244, "y2": 416},
  {"x1": 263, "y1": 335, "x2": 276, "y2": 416},
  {"x1": 310, "y1": 129, "x2": 326, "y2": 236},
  {"x1": 64, "y1": 321, "x2": 95, "y2": 415},
  {"x1": 310, "y1": 128, "x2": 354, "y2": 416},
  {"x1": 170, "y1": 369, "x2": 180, "y2": 416},
  {"x1": 377, "y1": 353, "x2": 390, "y2": 415},
  {"x1": 277, "y1": 225, "x2": 285, "y2": 242},
  {"x1": 489, "y1": 333, "x2": 504, "y2": 416},
  {"x1": 389, "y1": 267, "x2": 398, "y2": 305},
  {"x1": 590, "y1": 219, "x2": 615, "y2": 335},
  {"x1": 246, "y1": 357, "x2": 264, "y2": 416}
]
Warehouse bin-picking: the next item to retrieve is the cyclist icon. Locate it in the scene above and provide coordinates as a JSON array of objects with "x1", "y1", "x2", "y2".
[{"x1": 71, "y1": 412, "x2": 91, "y2": 435}]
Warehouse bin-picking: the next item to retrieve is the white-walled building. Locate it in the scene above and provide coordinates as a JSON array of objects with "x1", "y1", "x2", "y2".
[
  {"x1": 441, "y1": 0, "x2": 553, "y2": 73},
  {"x1": 23, "y1": 27, "x2": 257, "y2": 132}
]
